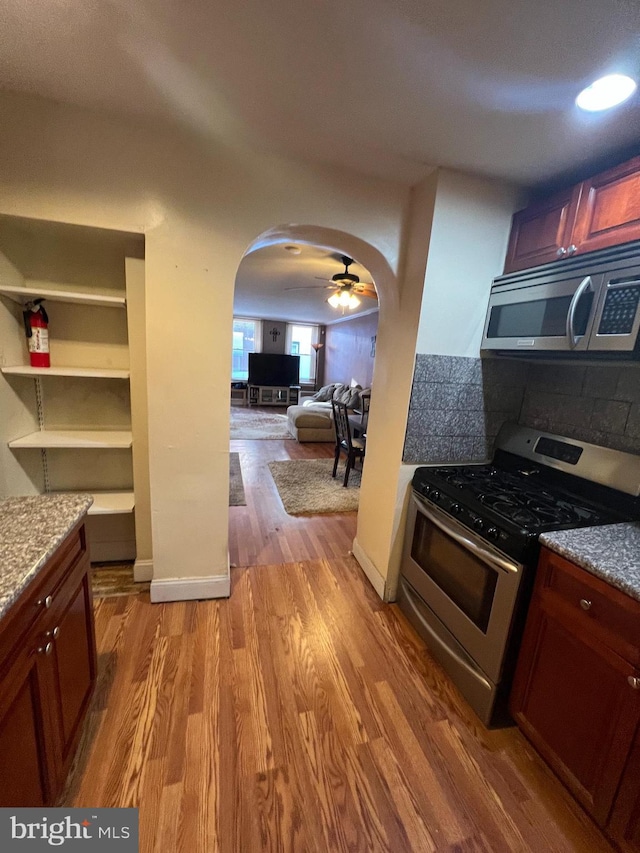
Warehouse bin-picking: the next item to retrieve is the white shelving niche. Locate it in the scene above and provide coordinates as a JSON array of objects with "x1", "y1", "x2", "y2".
[{"x1": 0, "y1": 216, "x2": 152, "y2": 571}]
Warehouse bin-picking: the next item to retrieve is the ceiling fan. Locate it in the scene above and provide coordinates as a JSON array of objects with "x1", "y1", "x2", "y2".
[{"x1": 284, "y1": 255, "x2": 377, "y2": 309}]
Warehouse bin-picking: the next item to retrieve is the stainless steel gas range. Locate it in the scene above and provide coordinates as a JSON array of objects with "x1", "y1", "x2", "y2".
[{"x1": 398, "y1": 423, "x2": 640, "y2": 727}]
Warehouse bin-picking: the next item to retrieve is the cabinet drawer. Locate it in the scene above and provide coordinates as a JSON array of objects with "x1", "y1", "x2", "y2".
[
  {"x1": 540, "y1": 548, "x2": 640, "y2": 662},
  {"x1": 0, "y1": 522, "x2": 87, "y2": 667}
]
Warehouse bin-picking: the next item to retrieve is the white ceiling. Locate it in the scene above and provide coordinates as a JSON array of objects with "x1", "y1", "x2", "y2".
[
  {"x1": 1, "y1": 0, "x2": 639, "y2": 186},
  {"x1": 234, "y1": 245, "x2": 378, "y2": 325},
  {"x1": 2, "y1": 1, "x2": 639, "y2": 321}
]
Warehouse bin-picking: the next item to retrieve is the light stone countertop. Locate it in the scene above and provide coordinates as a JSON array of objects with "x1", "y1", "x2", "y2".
[
  {"x1": 0, "y1": 494, "x2": 93, "y2": 621},
  {"x1": 540, "y1": 523, "x2": 640, "y2": 603}
]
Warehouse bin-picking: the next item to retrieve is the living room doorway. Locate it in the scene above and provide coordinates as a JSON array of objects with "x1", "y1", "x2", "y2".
[{"x1": 228, "y1": 226, "x2": 385, "y2": 569}]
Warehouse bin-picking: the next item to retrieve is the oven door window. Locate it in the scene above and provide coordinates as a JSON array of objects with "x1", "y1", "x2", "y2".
[{"x1": 411, "y1": 511, "x2": 498, "y2": 633}]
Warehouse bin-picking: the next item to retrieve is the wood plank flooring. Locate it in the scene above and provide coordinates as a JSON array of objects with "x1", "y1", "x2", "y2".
[
  {"x1": 64, "y1": 554, "x2": 614, "y2": 852},
  {"x1": 229, "y1": 436, "x2": 357, "y2": 567},
  {"x1": 63, "y1": 427, "x2": 614, "y2": 850}
]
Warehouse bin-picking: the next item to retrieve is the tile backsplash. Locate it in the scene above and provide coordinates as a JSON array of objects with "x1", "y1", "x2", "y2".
[
  {"x1": 520, "y1": 362, "x2": 640, "y2": 454},
  {"x1": 403, "y1": 354, "x2": 640, "y2": 463},
  {"x1": 403, "y1": 355, "x2": 527, "y2": 463}
]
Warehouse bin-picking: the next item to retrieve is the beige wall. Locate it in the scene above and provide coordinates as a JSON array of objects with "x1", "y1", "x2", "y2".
[
  {"x1": 352, "y1": 171, "x2": 439, "y2": 595},
  {"x1": 126, "y1": 258, "x2": 153, "y2": 575},
  {"x1": 0, "y1": 90, "x2": 409, "y2": 593},
  {"x1": 416, "y1": 170, "x2": 523, "y2": 358},
  {"x1": 374, "y1": 170, "x2": 521, "y2": 599}
]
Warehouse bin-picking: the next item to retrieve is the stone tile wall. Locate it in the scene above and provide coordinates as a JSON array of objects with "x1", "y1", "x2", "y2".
[
  {"x1": 520, "y1": 362, "x2": 640, "y2": 455},
  {"x1": 403, "y1": 355, "x2": 527, "y2": 463},
  {"x1": 403, "y1": 355, "x2": 640, "y2": 463}
]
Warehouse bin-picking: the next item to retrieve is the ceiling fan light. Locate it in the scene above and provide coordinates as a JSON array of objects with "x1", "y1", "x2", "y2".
[
  {"x1": 338, "y1": 289, "x2": 352, "y2": 307},
  {"x1": 328, "y1": 293, "x2": 341, "y2": 308},
  {"x1": 348, "y1": 295, "x2": 360, "y2": 309}
]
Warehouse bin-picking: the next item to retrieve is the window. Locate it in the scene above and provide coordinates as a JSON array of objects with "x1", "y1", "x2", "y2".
[
  {"x1": 286, "y1": 323, "x2": 319, "y2": 384},
  {"x1": 232, "y1": 318, "x2": 261, "y2": 380}
]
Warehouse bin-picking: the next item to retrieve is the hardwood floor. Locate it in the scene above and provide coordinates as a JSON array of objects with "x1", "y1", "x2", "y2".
[
  {"x1": 64, "y1": 553, "x2": 614, "y2": 852},
  {"x1": 61, "y1": 429, "x2": 614, "y2": 850},
  {"x1": 229, "y1": 436, "x2": 357, "y2": 567}
]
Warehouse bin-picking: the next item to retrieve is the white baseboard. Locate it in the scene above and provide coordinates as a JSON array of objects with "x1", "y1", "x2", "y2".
[
  {"x1": 133, "y1": 559, "x2": 153, "y2": 582},
  {"x1": 150, "y1": 572, "x2": 230, "y2": 603},
  {"x1": 351, "y1": 538, "x2": 387, "y2": 601}
]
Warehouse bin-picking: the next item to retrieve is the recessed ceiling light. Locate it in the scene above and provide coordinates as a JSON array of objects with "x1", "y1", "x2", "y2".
[
  {"x1": 283, "y1": 245, "x2": 301, "y2": 254},
  {"x1": 576, "y1": 74, "x2": 637, "y2": 112}
]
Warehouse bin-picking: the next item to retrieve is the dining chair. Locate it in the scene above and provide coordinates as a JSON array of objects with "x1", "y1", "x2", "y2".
[{"x1": 331, "y1": 399, "x2": 366, "y2": 487}]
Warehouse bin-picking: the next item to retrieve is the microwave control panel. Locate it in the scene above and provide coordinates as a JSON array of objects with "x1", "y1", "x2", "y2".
[{"x1": 598, "y1": 282, "x2": 640, "y2": 336}]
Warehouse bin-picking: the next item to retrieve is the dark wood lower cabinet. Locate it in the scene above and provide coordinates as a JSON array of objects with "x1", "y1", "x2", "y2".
[
  {"x1": 610, "y1": 727, "x2": 640, "y2": 851},
  {"x1": 0, "y1": 522, "x2": 97, "y2": 806},
  {"x1": 511, "y1": 547, "x2": 640, "y2": 849}
]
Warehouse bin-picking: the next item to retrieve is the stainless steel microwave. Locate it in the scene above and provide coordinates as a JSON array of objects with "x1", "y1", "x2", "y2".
[{"x1": 481, "y1": 244, "x2": 640, "y2": 356}]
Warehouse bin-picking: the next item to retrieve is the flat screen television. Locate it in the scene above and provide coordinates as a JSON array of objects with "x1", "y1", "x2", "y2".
[{"x1": 248, "y1": 353, "x2": 300, "y2": 387}]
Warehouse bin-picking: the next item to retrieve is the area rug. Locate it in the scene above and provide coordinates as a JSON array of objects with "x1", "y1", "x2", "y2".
[
  {"x1": 229, "y1": 452, "x2": 246, "y2": 506},
  {"x1": 230, "y1": 406, "x2": 293, "y2": 440},
  {"x1": 268, "y1": 459, "x2": 361, "y2": 515}
]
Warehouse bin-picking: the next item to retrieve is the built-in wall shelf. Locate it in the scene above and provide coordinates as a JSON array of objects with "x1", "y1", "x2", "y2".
[
  {"x1": 2, "y1": 365, "x2": 130, "y2": 379},
  {"x1": 86, "y1": 491, "x2": 135, "y2": 516},
  {"x1": 0, "y1": 284, "x2": 126, "y2": 309},
  {"x1": 9, "y1": 430, "x2": 133, "y2": 449}
]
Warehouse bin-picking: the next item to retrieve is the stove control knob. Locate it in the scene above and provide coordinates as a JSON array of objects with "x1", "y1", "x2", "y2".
[
  {"x1": 450, "y1": 503, "x2": 462, "y2": 515},
  {"x1": 487, "y1": 527, "x2": 499, "y2": 540},
  {"x1": 429, "y1": 489, "x2": 441, "y2": 502},
  {"x1": 472, "y1": 517, "x2": 484, "y2": 532}
]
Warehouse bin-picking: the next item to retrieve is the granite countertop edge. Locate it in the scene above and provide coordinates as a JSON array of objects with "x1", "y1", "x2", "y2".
[
  {"x1": 0, "y1": 494, "x2": 93, "y2": 621},
  {"x1": 540, "y1": 522, "x2": 640, "y2": 603}
]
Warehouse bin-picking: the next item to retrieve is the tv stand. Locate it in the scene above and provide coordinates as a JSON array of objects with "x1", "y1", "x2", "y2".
[{"x1": 248, "y1": 385, "x2": 300, "y2": 407}]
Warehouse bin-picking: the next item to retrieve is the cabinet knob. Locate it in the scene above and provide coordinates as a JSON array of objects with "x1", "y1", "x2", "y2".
[
  {"x1": 37, "y1": 642, "x2": 53, "y2": 656},
  {"x1": 628, "y1": 676, "x2": 640, "y2": 690},
  {"x1": 567, "y1": 244, "x2": 577, "y2": 255},
  {"x1": 557, "y1": 247, "x2": 567, "y2": 257},
  {"x1": 579, "y1": 598, "x2": 592, "y2": 611},
  {"x1": 37, "y1": 594, "x2": 53, "y2": 609},
  {"x1": 46, "y1": 626, "x2": 60, "y2": 640}
]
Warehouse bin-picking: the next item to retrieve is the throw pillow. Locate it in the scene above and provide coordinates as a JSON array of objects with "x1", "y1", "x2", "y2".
[
  {"x1": 332, "y1": 384, "x2": 351, "y2": 405},
  {"x1": 311, "y1": 383, "x2": 337, "y2": 402},
  {"x1": 333, "y1": 383, "x2": 362, "y2": 408},
  {"x1": 347, "y1": 385, "x2": 363, "y2": 409}
]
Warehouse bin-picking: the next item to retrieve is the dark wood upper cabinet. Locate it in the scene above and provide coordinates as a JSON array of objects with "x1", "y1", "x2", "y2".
[
  {"x1": 572, "y1": 156, "x2": 640, "y2": 256},
  {"x1": 510, "y1": 547, "x2": 640, "y2": 844},
  {"x1": 504, "y1": 186, "x2": 582, "y2": 274},
  {"x1": 504, "y1": 154, "x2": 640, "y2": 274}
]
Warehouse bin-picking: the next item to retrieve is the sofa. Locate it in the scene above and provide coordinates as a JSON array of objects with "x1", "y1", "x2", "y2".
[{"x1": 286, "y1": 382, "x2": 370, "y2": 442}]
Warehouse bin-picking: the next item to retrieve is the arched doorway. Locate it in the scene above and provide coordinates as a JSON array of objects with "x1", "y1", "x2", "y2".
[{"x1": 228, "y1": 225, "x2": 397, "y2": 569}]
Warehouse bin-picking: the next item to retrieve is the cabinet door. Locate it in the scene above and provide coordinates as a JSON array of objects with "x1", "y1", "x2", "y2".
[
  {"x1": 510, "y1": 599, "x2": 640, "y2": 825},
  {"x1": 504, "y1": 186, "x2": 581, "y2": 274},
  {"x1": 609, "y1": 723, "x2": 640, "y2": 851},
  {"x1": 47, "y1": 561, "x2": 97, "y2": 782},
  {"x1": 0, "y1": 647, "x2": 54, "y2": 806},
  {"x1": 572, "y1": 156, "x2": 640, "y2": 256}
]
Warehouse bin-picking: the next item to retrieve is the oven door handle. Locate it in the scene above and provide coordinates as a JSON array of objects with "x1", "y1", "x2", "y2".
[{"x1": 412, "y1": 492, "x2": 520, "y2": 575}]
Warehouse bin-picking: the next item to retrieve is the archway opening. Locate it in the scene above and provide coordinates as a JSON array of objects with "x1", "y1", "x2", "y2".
[{"x1": 227, "y1": 225, "x2": 396, "y2": 570}]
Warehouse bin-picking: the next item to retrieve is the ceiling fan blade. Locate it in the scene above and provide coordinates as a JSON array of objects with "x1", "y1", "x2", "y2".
[
  {"x1": 283, "y1": 285, "x2": 332, "y2": 292},
  {"x1": 313, "y1": 276, "x2": 333, "y2": 282}
]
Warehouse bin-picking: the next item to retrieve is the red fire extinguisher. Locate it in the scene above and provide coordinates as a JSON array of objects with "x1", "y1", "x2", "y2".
[{"x1": 23, "y1": 299, "x2": 50, "y2": 368}]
